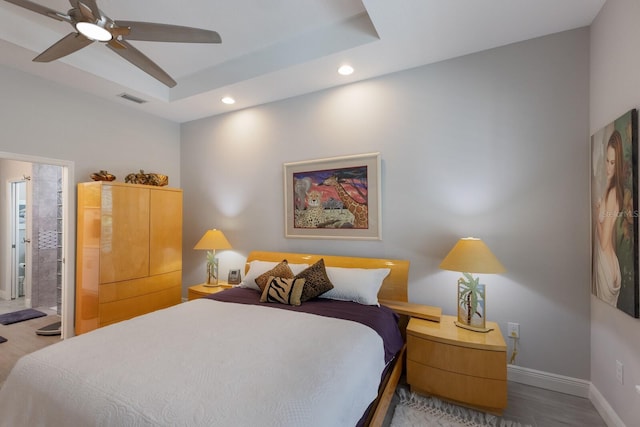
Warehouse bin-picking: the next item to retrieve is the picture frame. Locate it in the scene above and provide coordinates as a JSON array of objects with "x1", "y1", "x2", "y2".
[
  {"x1": 283, "y1": 152, "x2": 381, "y2": 240},
  {"x1": 591, "y1": 109, "x2": 639, "y2": 318},
  {"x1": 228, "y1": 269, "x2": 241, "y2": 285}
]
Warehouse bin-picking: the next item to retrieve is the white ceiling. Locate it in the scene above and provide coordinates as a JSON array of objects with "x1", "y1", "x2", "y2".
[{"x1": 0, "y1": 0, "x2": 606, "y2": 123}]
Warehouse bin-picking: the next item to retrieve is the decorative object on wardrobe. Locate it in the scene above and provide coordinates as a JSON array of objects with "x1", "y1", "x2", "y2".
[
  {"x1": 90, "y1": 170, "x2": 116, "y2": 181},
  {"x1": 125, "y1": 170, "x2": 168, "y2": 186}
]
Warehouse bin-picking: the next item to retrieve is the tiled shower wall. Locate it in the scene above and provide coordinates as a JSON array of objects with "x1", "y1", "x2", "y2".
[{"x1": 30, "y1": 164, "x2": 62, "y2": 313}]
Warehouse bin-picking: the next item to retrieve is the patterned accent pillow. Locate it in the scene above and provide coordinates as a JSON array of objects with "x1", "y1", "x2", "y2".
[
  {"x1": 239, "y1": 261, "x2": 309, "y2": 291},
  {"x1": 254, "y1": 260, "x2": 294, "y2": 292},
  {"x1": 295, "y1": 258, "x2": 334, "y2": 302},
  {"x1": 260, "y1": 276, "x2": 306, "y2": 306}
]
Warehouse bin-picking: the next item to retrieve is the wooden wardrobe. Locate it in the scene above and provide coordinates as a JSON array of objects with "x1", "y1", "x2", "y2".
[{"x1": 75, "y1": 181, "x2": 183, "y2": 335}]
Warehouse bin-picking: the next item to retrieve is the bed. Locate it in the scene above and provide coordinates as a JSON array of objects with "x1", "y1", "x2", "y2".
[{"x1": 0, "y1": 251, "x2": 410, "y2": 427}]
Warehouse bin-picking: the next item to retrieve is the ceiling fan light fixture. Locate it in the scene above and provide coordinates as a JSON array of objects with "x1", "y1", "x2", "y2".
[{"x1": 76, "y1": 22, "x2": 112, "y2": 42}]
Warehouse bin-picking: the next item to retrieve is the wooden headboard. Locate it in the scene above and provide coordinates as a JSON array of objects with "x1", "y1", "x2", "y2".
[{"x1": 245, "y1": 251, "x2": 409, "y2": 302}]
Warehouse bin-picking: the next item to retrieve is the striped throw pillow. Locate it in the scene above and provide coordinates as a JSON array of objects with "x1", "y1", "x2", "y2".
[{"x1": 260, "y1": 276, "x2": 306, "y2": 306}]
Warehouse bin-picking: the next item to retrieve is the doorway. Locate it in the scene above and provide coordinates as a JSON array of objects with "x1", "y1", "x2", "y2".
[{"x1": 1, "y1": 152, "x2": 74, "y2": 339}]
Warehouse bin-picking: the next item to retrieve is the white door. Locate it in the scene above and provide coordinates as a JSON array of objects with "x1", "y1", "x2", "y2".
[{"x1": 9, "y1": 179, "x2": 29, "y2": 306}]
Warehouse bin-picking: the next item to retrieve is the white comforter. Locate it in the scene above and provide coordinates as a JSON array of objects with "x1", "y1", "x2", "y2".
[{"x1": 0, "y1": 299, "x2": 386, "y2": 427}]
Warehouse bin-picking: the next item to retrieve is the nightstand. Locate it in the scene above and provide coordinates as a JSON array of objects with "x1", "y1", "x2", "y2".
[
  {"x1": 188, "y1": 282, "x2": 233, "y2": 301},
  {"x1": 406, "y1": 315, "x2": 507, "y2": 414}
]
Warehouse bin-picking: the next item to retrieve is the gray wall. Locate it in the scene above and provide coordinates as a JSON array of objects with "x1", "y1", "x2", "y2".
[
  {"x1": 0, "y1": 65, "x2": 181, "y2": 308},
  {"x1": 0, "y1": 66, "x2": 181, "y2": 185},
  {"x1": 181, "y1": 28, "x2": 591, "y2": 379},
  {"x1": 590, "y1": 0, "x2": 640, "y2": 425}
]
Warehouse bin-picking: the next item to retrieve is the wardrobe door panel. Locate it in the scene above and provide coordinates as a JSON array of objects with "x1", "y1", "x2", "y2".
[
  {"x1": 149, "y1": 188, "x2": 183, "y2": 276},
  {"x1": 100, "y1": 185, "x2": 150, "y2": 283}
]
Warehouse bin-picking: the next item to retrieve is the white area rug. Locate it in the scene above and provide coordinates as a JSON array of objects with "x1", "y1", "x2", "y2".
[{"x1": 390, "y1": 389, "x2": 531, "y2": 427}]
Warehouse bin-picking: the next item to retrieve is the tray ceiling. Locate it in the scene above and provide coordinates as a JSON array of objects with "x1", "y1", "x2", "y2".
[{"x1": 0, "y1": 0, "x2": 605, "y2": 122}]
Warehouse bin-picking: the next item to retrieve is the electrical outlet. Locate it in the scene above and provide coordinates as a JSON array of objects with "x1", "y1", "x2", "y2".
[
  {"x1": 507, "y1": 322, "x2": 520, "y2": 338},
  {"x1": 616, "y1": 360, "x2": 624, "y2": 384}
]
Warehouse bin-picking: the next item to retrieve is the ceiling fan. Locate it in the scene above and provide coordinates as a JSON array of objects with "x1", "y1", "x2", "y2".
[{"x1": 3, "y1": 0, "x2": 222, "y2": 87}]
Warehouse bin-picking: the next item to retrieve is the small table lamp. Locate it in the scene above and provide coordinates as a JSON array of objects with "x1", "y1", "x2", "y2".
[
  {"x1": 194, "y1": 229, "x2": 232, "y2": 287},
  {"x1": 439, "y1": 237, "x2": 505, "y2": 332}
]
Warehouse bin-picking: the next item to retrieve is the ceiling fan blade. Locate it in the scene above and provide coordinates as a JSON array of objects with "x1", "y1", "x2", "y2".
[
  {"x1": 115, "y1": 21, "x2": 221, "y2": 43},
  {"x1": 33, "y1": 32, "x2": 93, "y2": 62},
  {"x1": 78, "y1": 0, "x2": 100, "y2": 20},
  {"x1": 3, "y1": 0, "x2": 68, "y2": 22},
  {"x1": 106, "y1": 39, "x2": 176, "y2": 87}
]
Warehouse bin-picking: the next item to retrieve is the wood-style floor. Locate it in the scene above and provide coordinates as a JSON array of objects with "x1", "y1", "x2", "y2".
[
  {"x1": 0, "y1": 313, "x2": 62, "y2": 387},
  {"x1": 0, "y1": 316, "x2": 607, "y2": 427},
  {"x1": 502, "y1": 381, "x2": 607, "y2": 426}
]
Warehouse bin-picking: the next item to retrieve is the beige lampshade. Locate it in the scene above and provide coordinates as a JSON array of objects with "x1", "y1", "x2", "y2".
[
  {"x1": 439, "y1": 237, "x2": 505, "y2": 274},
  {"x1": 193, "y1": 229, "x2": 232, "y2": 251}
]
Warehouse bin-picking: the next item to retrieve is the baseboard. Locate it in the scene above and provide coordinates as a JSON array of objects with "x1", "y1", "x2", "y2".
[
  {"x1": 507, "y1": 365, "x2": 628, "y2": 426},
  {"x1": 507, "y1": 364, "x2": 591, "y2": 398},
  {"x1": 588, "y1": 384, "x2": 627, "y2": 427}
]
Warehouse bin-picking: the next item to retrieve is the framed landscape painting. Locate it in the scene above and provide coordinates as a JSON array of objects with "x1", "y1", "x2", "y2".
[
  {"x1": 591, "y1": 109, "x2": 639, "y2": 318},
  {"x1": 283, "y1": 152, "x2": 381, "y2": 240}
]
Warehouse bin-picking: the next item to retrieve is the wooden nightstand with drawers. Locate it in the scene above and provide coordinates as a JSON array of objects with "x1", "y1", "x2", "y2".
[{"x1": 406, "y1": 315, "x2": 507, "y2": 414}]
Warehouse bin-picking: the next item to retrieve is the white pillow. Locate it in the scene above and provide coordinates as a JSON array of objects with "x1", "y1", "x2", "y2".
[
  {"x1": 239, "y1": 260, "x2": 309, "y2": 291},
  {"x1": 321, "y1": 267, "x2": 391, "y2": 306}
]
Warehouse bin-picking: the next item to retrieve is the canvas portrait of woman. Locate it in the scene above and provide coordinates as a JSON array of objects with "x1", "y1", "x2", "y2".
[{"x1": 591, "y1": 109, "x2": 639, "y2": 318}]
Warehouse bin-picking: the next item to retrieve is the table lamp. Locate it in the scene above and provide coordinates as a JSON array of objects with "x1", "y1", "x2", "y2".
[
  {"x1": 439, "y1": 237, "x2": 505, "y2": 332},
  {"x1": 194, "y1": 229, "x2": 232, "y2": 286}
]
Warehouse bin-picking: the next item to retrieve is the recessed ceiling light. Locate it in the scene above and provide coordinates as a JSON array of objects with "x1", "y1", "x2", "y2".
[
  {"x1": 221, "y1": 96, "x2": 236, "y2": 105},
  {"x1": 76, "y1": 22, "x2": 112, "y2": 42},
  {"x1": 338, "y1": 65, "x2": 354, "y2": 76}
]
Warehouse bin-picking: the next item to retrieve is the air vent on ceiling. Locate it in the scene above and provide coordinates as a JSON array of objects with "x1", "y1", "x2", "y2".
[{"x1": 117, "y1": 93, "x2": 148, "y2": 104}]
